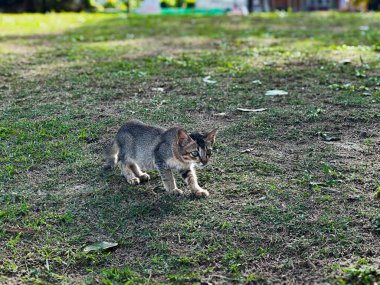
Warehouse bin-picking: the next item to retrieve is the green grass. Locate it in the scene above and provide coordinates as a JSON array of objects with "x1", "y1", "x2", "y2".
[{"x1": 1, "y1": 11, "x2": 380, "y2": 284}]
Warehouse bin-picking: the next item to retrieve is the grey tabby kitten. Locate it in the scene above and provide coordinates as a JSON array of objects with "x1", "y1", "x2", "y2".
[{"x1": 104, "y1": 120, "x2": 217, "y2": 197}]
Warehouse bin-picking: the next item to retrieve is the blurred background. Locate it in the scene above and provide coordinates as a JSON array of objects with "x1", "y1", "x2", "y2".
[{"x1": 0, "y1": 0, "x2": 378, "y2": 13}]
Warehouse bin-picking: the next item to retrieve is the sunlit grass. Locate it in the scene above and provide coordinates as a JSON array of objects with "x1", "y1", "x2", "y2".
[{"x1": 0, "y1": 13, "x2": 108, "y2": 35}]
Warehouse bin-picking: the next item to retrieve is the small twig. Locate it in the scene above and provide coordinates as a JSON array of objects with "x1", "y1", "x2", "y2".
[{"x1": 5, "y1": 228, "x2": 37, "y2": 234}]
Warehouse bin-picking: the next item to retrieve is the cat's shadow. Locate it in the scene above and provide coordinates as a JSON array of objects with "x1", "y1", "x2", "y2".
[
  {"x1": 98, "y1": 168, "x2": 191, "y2": 220},
  {"x1": 67, "y1": 167, "x2": 207, "y2": 245}
]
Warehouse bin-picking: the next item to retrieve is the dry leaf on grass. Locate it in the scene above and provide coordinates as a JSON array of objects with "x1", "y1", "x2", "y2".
[
  {"x1": 265, "y1": 90, "x2": 288, "y2": 96},
  {"x1": 237, "y1": 108, "x2": 267, "y2": 112},
  {"x1": 83, "y1": 241, "x2": 118, "y2": 253},
  {"x1": 203, "y1": 76, "x2": 217, "y2": 84}
]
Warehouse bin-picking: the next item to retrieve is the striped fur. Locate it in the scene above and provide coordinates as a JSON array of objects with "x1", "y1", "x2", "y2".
[{"x1": 104, "y1": 120, "x2": 217, "y2": 197}]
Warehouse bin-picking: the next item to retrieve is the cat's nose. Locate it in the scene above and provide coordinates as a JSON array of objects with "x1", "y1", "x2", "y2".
[{"x1": 200, "y1": 158, "x2": 208, "y2": 165}]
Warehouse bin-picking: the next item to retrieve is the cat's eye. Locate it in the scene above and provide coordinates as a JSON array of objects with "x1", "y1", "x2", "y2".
[{"x1": 190, "y1": 151, "x2": 199, "y2": 157}]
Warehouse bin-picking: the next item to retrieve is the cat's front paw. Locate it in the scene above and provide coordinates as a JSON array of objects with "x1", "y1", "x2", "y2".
[
  {"x1": 127, "y1": 177, "x2": 140, "y2": 185},
  {"x1": 139, "y1": 173, "x2": 150, "y2": 182},
  {"x1": 194, "y1": 189, "x2": 210, "y2": 198},
  {"x1": 169, "y1": 188, "x2": 184, "y2": 195}
]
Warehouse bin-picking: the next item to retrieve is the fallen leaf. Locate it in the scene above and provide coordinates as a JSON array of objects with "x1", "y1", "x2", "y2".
[
  {"x1": 241, "y1": 148, "x2": 253, "y2": 153},
  {"x1": 340, "y1": 59, "x2": 351, "y2": 65},
  {"x1": 265, "y1": 90, "x2": 288, "y2": 96},
  {"x1": 151, "y1": 87, "x2": 164, "y2": 92},
  {"x1": 213, "y1": 112, "x2": 227, "y2": 116},
  {"x1": 320, "y1": 133, "x2": 340, "y2": 142},
  {"x1": 309, "y1": 181, "x2": 325, "y2": 186},
  {"x1": 83, "y1": 241, "x2": 118, "y2": 253},
  {"x1": 252, "y1": 80, "x2": 262, "y2": 85},
  {"x1": 237, "y1": 108, "x2": 267, "y2": 112},
  {"x1": 203, "y1": 76, "x2": 217, "y2": 84}
]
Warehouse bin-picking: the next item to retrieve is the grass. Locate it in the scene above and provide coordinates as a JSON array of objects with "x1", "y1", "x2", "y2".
[{"x1": 1, "y1": 11, "x2": 380, "y2": 284}]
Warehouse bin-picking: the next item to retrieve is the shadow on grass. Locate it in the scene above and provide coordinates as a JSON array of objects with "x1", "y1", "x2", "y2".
[{"x1": 62, "y1": 167, "x2": 197, "y2": 243}]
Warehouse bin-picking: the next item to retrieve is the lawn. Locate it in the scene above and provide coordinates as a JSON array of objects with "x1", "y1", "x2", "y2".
[{"x1": 1, "y1": 12, "x2": 380, "y2": 284}]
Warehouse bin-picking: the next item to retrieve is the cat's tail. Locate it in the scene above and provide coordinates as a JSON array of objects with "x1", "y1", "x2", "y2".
[{"x1": 103, "y1": 141, "x2": 119, "y2": 170}]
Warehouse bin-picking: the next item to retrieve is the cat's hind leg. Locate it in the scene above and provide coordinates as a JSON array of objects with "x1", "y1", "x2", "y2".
[
  {"x1": 130, "y1": 163, "x2": 150, "y2": 182},
  {"x1": 120, "y1": 162, "x2": 140, "y2": 185}
]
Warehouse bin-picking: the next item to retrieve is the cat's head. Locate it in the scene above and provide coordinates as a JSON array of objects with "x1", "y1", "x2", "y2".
[{"x1": 176, "y1": 128, "x2": 218, "y2": 167}]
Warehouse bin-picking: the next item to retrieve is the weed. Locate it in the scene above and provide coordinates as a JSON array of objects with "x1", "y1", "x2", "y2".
[
  {"x1": 339, "y1": 260, "x2": 380, "y2": 285},
  {"x1": 223, "y1": 249, "x2": 243, "y2": 274},
  {"x1": 321, "y1": 162, "x2": 340, "y2": 186},
  {"x1": 306, "y1": 107, "x2": 324, "y2": 121},
  {"x1": 101, "y1": 267, "x2": 146, "y2": 285},
  {"x1": 7, "y1": 232, "x2": 22, "y2": 252}
]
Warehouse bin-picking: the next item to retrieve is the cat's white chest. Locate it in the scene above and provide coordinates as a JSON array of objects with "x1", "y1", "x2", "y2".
[{"x1": 166, "y1": 158, "x2": 188, "y2": 170}]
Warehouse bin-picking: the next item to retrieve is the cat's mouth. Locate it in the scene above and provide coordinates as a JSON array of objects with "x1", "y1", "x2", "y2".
[{"x1": 197, "y1": 163, "x2": 207, "y2": 169}]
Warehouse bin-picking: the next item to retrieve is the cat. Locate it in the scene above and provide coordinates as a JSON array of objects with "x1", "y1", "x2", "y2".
[{"x1": 104, "y1": 119, "x2": 217, "y2": 197}]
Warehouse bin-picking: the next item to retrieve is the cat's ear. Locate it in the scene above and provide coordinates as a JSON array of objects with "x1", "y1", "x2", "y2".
[
  {"x1": 176, "y1": 129, "x2": 189, "y2": 146},
  {"x1": 206, "y1": 128, "x2": 218, "y2": 144}
]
